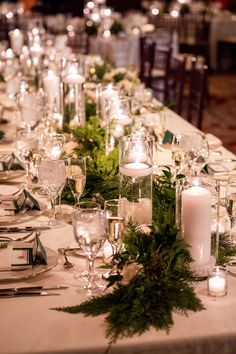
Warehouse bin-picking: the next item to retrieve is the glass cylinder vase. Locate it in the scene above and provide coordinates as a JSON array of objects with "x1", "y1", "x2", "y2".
[
  {"x1": 119, "y1": 135, "x2": 153, "y2": 226},
  {"x1": 61, "y1": 57, "x2": 86, "y2": 131}
]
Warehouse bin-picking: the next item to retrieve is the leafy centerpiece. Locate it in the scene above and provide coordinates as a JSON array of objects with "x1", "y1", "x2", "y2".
[{"x1": 57, "y1": 68, "x2": 236, "y2": 351}]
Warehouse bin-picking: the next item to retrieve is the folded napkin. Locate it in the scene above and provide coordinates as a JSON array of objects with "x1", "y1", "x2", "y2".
[
  {"x1": 205, "y1": 133, "x2": 222, "y2": 150},
  {"x1": 0, "y1": 189, "x2": 41, "y2": 216},
  {"x1": 0, "y1": 245, "x2": 13, "y2": 271},
  {"x1": 0, "y1": 152, "x2": 25, "y2": 172}
]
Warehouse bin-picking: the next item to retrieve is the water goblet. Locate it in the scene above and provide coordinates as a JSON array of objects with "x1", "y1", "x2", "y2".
[
  {"x1": 180, "y1": 132, "x2": 209, "y2": 176},
  {"x1": 73, "y1": 205, "x2": 106, "y2": 291},
  {"x1": 66, "y1": 157, "x2": 86, "y2": 204},
  {"x1": 103, "y1": 199, "x2": 124, "y2": 278},
  {"x1": 15, "y1": 129, "x2": 39, "y2": 189},
  {"x1": 38, "y1": 159, "x2": 67, "y2": 228},
  {"x1": 225, "y1": 176, "x2": 236, "y2": 243},
  {"x1": 44, "y1": 133, "x2": 66, "y2": 160}
]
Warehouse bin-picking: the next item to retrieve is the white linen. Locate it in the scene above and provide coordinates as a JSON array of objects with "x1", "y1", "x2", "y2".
[{"x1": 0, "y1": 103, "x2": 236, "y2": 354}]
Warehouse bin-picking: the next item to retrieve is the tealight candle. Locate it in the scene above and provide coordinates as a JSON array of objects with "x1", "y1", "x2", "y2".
[
  {"x1": 120, "y1": 162, "x2": 153, "y2": 177},
  {"x1": 182, "y1": 185, "x2": 211, "y2": 266},
  {"x1": 208, "y1": 266, "x2": 227, "y2": 297},
  {"x1": 63, "y1": 74, "x2": 85, "y2": 85}
]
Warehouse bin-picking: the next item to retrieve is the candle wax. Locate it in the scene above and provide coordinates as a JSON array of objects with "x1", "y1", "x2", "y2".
[{"x1": 120, "y1": 163, "x2": 153, "y2": 177}]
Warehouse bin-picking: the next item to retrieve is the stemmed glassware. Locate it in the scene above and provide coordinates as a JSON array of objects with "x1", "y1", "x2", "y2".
[
  {"x1": 44, "y1": 133, "x2": 66, "y2": 160},
  {"x1": 66, "y1": 157, "x2": 86, "y2": 204},
  {"x1": 172, "y1": 134, "x2": 186, "y2": 177},
  {"x1": 73, "y1": 202, "x2": 106, "y2": 291},
  {"x1": 177, "y1": 132, "x2": 209, "y2": 176},
  {"x1": 38, "y1": 159, "x2": 67, "y2": 228},
  {"x1": 103, "y1": 199, "x2": 124, "y2": 278},
  {"x1": 15, "y1": 129, "x2": 39, "y2": 189},
  {"x1": 225, "y1": 176, "x2": 236, "y2": 243}
]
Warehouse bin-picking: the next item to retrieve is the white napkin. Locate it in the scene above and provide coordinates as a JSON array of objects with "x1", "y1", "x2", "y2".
[
  {"x1": 0, "y1": 245, "x2": 13, "y2": 271},
  {"x1": 206, "y1": 133, "x2": 222, "y2": 150}
]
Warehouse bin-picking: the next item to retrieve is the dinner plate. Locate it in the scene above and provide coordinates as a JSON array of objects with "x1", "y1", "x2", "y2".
[
  {"x1": 0, "y1": 202, "x2": 48, "y2": 225},
  {"x1": 0, "y1": 247, "x2": 58, "y2": 282},
  {"x1": 0, "y1": 170, "x2": 25, "y2": 181}
]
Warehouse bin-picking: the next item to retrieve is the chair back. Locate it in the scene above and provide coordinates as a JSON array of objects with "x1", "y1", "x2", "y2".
[
  {"x1": 139, "y1": 36, "x2": 155, "y2": 87},
  {"x1": 187, "y1": 57, "x2": 208, "y2": 130}
]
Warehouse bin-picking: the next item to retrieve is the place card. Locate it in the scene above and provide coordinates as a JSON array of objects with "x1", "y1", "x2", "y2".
[
  {"x1": 0, "y1": 189, "x2": 41, "y2": 215},
  {"x1": 11, "y1": 242, "x2": 34, "y2": 270},
  {"x1": 33, "y1": 234, "x2": 47, "y2": 265}
]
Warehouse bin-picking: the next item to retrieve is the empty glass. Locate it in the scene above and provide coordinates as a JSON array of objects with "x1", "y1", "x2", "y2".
[
  {"x1": 15, "y1": 129, "x2": 39, "y2": 189},
  {"x1": 44, "y1": 133, "x2": 66, "y2": 160},
  {"x1": 225, "y1": 176, "x2": 236, "y2": 243},
  {"x1": 38, "y1": 159, "x2": 67, "y2": 228}
]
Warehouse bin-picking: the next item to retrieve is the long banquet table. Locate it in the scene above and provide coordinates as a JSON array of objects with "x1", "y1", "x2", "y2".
[{"x1": 1, "y1": 105, "x2": 236, "y2": 354}]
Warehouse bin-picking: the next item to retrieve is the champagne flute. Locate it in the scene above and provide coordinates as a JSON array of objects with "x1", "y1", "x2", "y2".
[
  {"x1": 15, "y1": 129, "x2": 39, "y2": 189},
  {"x1": 171, "y1": 134, "x2": 186, "y2": 177},
  {"x1": 38, "y1": 159, "x2": 67, "y2": 228},
  {"x1": 73, "y1": 204, "x2": 106, "y2": 291},
  {"x1": 225, "y1": 176, "x2": 236, "y2": 243},
  {"x1": 103, "y1": 199, "x2": 124, "y2": 278},
  {"x1": 66, "y1": 157, "x2": 86, "y2": 204}
]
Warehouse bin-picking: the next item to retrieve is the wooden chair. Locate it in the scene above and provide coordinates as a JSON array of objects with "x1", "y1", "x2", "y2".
[
  {"x1": 139, "y1": 35, "x2": 155, "y2": 87},
  {"x1": 67, "y1": 31, "x2": 89, "y2": 55},
  {"x1": 187, "y1": 57, "x2": 208, "y2": 130}
]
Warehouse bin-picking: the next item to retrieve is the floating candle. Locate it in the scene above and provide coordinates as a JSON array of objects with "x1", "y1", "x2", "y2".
[{"x1": 120, "y1": 162, "x2": 153, "y2": 177}]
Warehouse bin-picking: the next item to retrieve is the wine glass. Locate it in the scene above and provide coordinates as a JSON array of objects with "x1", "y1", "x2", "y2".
[
  {"x1": 66, "y1": 157, "x2": 86, "y2": 204},
  {"x1": 15, "y1": 129, "x2": 39, "y2": 189},
  {"x1": 103, "y1": 199, "x2": 124, "y2": 278},
  {"x1": 171, "y1": 134, "x2": 186, "y2": 177},
  {"x1": 73, "y1": 204, "x2": 106, "y2": 291},
  {"x1": 38, "y1": 159, "x2": 67, "y2": 228},
  {"x1": 44, "y1": 133, "x2": 66, "y2": 160},
  {"x1": 180, "y1": 132, "x2": 209, "y2": 176},
  {"x1": 225, "y1": 176, "x2": 236, "y2": 243}
]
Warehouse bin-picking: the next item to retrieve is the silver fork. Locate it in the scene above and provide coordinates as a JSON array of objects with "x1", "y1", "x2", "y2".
[{"x1": 0, "y1": 232, "x2": 34, "y2": 242}]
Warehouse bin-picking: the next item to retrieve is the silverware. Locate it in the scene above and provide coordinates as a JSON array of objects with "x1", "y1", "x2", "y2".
[
  {"x1": 0, "y1": 285, "x2": 68, "y2": 293},
  {"x1": 0, "y1": 232, "x2": 34, "y2": 242},
  {"x1": 209, "y1": 159, "x2": 236, "y2": 164},
  {"x1": 0, "y1": 226, "x2": 49, "y2": 234},
  {"x1": 0, "y1": 291, "x2": 60, "y2": 298}
]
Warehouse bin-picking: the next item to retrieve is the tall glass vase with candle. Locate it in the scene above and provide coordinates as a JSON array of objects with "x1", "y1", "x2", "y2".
[
  {"x1": 38, "y1": 159, "x2": 67, "y2": 228},
  {"x1": 181, "y1": 176, "x2": 220, "y2": 276},
  {"x1": 105, "y1": 95, "x2": 132, "y2": 155},
  {"x1": 225, "y1": 176, "x2": 236, "y2": 243},
  {"x1": 119, "y1": 135, "x2": 153, "y2": 226},
  {"x1": 62, "y1": 57, "x2": 85, "y2": 130}
]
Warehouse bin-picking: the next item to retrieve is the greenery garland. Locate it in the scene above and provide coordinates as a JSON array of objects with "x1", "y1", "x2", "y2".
[{"x1": 58, "y1": 111, "x2": 236, "y2": 351}]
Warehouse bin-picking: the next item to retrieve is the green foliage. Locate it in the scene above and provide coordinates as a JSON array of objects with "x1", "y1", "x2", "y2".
[
  {"x1": 110, "y1": 21, "x2": 124, "y2": 35},
  {"x1": 0, "y1": 243, "x2": 7, "y2": 249},
  {"x1": 212, "y1": 231, "x2": 236, "y2": 266},
  {"x1": 85, "y1": 101, "x2": 96, "y2": 120},
  {"x1": 0, "y1": 130, "x2": 5, "y2": 140},
  {"x1": 54, "y1": 171, "x2": 204, "y2": 346},
  {"x1": 85, "y1": 22, "x2": 98, "y2": 36}
]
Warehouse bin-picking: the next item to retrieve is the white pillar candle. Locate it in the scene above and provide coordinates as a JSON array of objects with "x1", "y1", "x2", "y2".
[
  {"x1": 182, "y1": 186, "x2": 211, "y2": 266},
  {"x1": 43, "y1": 71, "x2": 60, "y2": 105},
  {"x1": 63, "y1": 74, "x2": 85, "y2": 85},
  {"x1": 10, "y1": 29, "x2": 24, "y2": 55},
  {"x1": 120, "y1": 162, "x2": 153, "y2": 177}
]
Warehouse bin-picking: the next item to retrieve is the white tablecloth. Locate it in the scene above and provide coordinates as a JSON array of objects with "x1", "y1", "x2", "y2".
[{"x1": 0, "y1": 107, "x2": 236, "y2": 354}]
